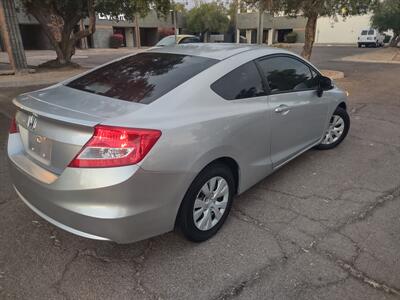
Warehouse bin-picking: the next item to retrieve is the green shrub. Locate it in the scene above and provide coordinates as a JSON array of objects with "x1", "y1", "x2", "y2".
[
  {"x1": 110, "y1": 34, "x2": 124, "y2": 48},
  {"x1": 383, "y1": 34, "x2": 391, "y2": 43},
  {"x1": 284, "y1": 32, "x2": 297, "y2": 43}
]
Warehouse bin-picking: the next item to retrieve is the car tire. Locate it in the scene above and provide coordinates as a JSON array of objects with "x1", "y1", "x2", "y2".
[
  {"x1": 316, "y1": 107, "x2": 350, "y2": 150},
  {"x1": 177, "y1": 163, "x2": 235, "y2": 242},
  {"x1": 358, "y1": 43, "x2": 361, "y2": 48}
]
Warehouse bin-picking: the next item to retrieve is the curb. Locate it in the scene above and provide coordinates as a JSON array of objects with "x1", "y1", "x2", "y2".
[
  {"x1": 339, "y1": 58, "x2": 400, "y2": 65},
  {"x1": 321, "y1": 69, "x2": 345, "y2": 80}
]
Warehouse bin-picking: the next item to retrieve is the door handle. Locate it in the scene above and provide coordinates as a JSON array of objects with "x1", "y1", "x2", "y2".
[{"x1": 274, "y1": 104, "x2": 290, "y2": 114}]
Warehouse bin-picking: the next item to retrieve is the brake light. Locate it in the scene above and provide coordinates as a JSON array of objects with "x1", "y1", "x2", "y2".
[
  {"x1": 9, "y1": 117, "x2": 19, "y2": 133},
  {"x1": 69, "y1": 125, "x2": 161, "y2": 168}
]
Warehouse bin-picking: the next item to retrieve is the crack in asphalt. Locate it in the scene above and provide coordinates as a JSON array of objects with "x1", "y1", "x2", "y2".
[
  {"x1": 219, "y1": 185, "x2": 400, "y2": 299},
  {"x1": 319, "y1": 250, "x2": 400, "y2": 297},
  {"x1": 52, "y1": 250, "x2": 79, "y2": 300},
  {"x1": 349, "y1": 103, "x2": 368, "y2": 114},
  {"x1": 50, "y1": 240, "x2": 163, "y2": 300},
  {"x1": 213, "y1": 253, "x2": 294, "y2": 300}
]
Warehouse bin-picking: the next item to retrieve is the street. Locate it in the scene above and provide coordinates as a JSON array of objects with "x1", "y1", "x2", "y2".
[{"x1": 0, "y1": 46, "x2": 400, "y2": 299}]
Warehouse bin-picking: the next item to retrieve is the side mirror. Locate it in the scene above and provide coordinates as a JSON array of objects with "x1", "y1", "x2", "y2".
[{"x1": 317, "y1": 76, "x2": 333, "y2": 97}]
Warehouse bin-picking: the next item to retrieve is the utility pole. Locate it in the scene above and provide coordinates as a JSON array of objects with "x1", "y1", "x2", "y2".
[
  {"x1": 170, "y1": 1, "x2": 178, "y2": 44},
  {"x1": 257, "y1": 1, "x2": 264, "y2": 44},
  {"x1": 173, "y1": 10, "x2": 177, "y2": 43},
  {"x1": 134, "y1": 13, "x2": 141, "y2": 48},
  {"x1": 0, "y1": 0, "x2": 29, "y2": 73}
]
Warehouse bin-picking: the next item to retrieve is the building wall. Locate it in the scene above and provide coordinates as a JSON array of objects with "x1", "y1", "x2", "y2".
[
  {"x1": 237, "y1": 13, "x2": 306, "y2": 44},
  {"x1": 92, "y1": 27, "x2": 113, "y2": 48},
  {"x1": 316, "y1": 14, "x2": 372, "y2": 44},
  {"x1": 237, "y1": 12, "x2": 376, "y2": 44}
]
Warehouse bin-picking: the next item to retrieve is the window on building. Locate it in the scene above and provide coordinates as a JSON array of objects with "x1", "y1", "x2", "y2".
[
  {"x1": 67, "y1": 52, "x2": 218, "y2": 104},
  {"x1": 257, "y1": 56, "x2": 319, "y2": 93},
  {"x1": 211, "y1": 61, "x2": 266, "y2": 100}
]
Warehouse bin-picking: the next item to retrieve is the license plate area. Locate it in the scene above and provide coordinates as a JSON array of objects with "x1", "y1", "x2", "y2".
[{"x1": 28, "y1": 133, "x2": 52, "y2": 165}]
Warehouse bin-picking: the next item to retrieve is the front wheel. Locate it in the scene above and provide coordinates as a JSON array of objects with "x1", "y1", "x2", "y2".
[
  {"x1": 177, "y1": 163, "x2": 235, "y2": 242},
  {"x1": 316, "y1": 107, "x2": 350, "y2": 150}
]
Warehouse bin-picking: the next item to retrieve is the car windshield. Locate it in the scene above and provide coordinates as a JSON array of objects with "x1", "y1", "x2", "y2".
[
  {"x1": 156, "y1": 36, "x2": 176, "y2": 46},
  {"x1": 368, "y1": 30, "x2": 375, "y2": 35},
  {"x1": 361, "y1": 30, "x2": 368, "y2": 35},
  {"x1": 66, "y1": 52, "x2": 218, "y2": 104}
]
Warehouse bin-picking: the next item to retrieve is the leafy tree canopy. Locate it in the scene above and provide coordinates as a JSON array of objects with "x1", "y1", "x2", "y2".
[
  {"x1": 20, "y1": 0, "x2": 171, "y2": 65},
  {"x1": 96, "y1": 0, "x2": 171, "y2": 20},
  {"x1": 186, "y1": 2, "x2": 230, "y2": 35},
  {"x1": 371, "y1": 0, "x2": 400, "y2": 42},
  {"x1": 248, "y1": 0, "x2": 374, "y2": 59}
]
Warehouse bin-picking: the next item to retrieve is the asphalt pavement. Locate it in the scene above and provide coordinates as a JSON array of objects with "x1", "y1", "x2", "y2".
[{"x1": 0, "y1": 46, "x2": 399, "y2": 300}]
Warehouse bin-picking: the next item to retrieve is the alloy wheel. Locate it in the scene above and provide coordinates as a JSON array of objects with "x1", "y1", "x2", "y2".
[
  {"x1": 193, "y1": 176, "x2": 229, "y2": 231},
  {"x1": 321, "y1": 115, "x2": 345, "y2": 145}
]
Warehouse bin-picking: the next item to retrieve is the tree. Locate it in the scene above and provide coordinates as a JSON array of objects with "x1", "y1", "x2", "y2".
[
  {"x1": 274, "y1": 0, "x2": 373, "y2": 59},
  {"x1": 0, "y1": 0, "x2": 29, "y2": 73},
  {"x1": 252, "y1": 0, "x2": 372, "y2": 59},
  {"x1": 186, "y1": 2, "x2": 230, "y2": 41},
  {"x1": 371, "y1": 0, "x2": 400, "y2": 47},
  {"x1": 20, "y1": 0, "x2": 170, "y2": 66}
]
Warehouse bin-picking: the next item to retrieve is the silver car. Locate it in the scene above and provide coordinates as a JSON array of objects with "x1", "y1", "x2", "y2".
[{"x1": 8, "y1": 44, "x2": 350, "y2": 243}]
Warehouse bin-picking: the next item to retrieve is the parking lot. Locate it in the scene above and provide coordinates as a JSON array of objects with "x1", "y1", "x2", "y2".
[{"x1": 0, "y1": 46, "x2": 399, "y2": 299}]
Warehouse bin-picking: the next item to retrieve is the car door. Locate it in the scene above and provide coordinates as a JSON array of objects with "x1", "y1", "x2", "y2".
[
  {"x1": 210, "y1": 61, "x2": 272, "y2": 188},
  {"x1": 256, "y1": 55, "x2": 330, "y2": 168}
]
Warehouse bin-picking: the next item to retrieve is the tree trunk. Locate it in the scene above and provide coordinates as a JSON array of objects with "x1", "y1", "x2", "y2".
[
  {"x1": 26, "y1": 0, "x2": 96, "y2": 66},
  {"x1": 301, "y1": 14, "x2": 318, "y2": 60},
  {"x1": 389, "y1": 33, "x2": 400, "y2": 47},
  {"x1": 0, "y1": 0, "x2": 29, "y2": 73}
]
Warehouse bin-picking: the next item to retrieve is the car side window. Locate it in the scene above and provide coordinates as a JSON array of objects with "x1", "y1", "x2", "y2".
[
  {"x1": 180, "y1": 37, "x2": 200, "y2": 44},
  {"x1": 211, "y1": 61, "x2": 266, "y2": 100},
  {"x1": 257, "y1": 56, "x2": 319, "y2": 94}
]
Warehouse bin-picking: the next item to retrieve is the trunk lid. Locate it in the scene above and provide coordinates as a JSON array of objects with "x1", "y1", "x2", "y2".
[{"x1": 13, "y1": 85, "x2": 144, "y2": 175}]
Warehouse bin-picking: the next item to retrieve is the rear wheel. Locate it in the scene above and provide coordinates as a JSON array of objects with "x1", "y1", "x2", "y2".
[
  {"x1": 177, "y1": 163, "x2": 235, "y2": 242},
  {"x1": 358, "y1": 43, "x2": 361, "y2": 48},
  {"x1": 316, "y1": 107, "x2": 350, "y2": 150}
]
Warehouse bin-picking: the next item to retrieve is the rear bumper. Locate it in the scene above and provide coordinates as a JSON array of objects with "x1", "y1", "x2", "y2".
[{"x1": 9, "y1": 157, "x2": 190, "y2": 244}]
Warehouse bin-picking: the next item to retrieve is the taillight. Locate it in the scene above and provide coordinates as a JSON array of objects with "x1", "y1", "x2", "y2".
[
  {"x1": 69, "y1": 125, "x2": 161, "y2": 168},
  {"x1": 9, "y1": 117, "x2": 19, "y2": 134}
]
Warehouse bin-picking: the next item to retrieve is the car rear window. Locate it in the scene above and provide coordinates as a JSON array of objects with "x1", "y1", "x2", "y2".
[
  {"x1": 66, "y1": 52, "x2": 218, "y2": 104},
  {"x1": 368, "y1": 30, "x2": 375, "y2": 35},
  {"x1": 361, "y1": 30, "x2": 368, "y2": 35}
]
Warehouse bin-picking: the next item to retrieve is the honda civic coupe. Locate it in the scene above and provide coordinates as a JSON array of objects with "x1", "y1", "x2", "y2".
[{"x1": 8, "y1": 44, "x2": 350, "y2": 243}]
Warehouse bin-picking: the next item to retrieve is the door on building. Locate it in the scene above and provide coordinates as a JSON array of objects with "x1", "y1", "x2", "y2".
[
  {"x1": 19, "y1": 25, "x2": 52, "y2": 50},
  {"x1": 277, "y1": 29, "x2": 293, "y2": 43},
  {"x1": 140, "y1": 28, "x2": 158, "y2": 46},
  {"x1": 262, "y1": 30, "x2": 269, "y2": 44}
]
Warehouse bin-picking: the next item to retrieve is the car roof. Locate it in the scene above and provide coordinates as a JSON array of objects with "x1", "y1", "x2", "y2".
[{"x1": 147, "y1": 43, "x2": 287, "y2": 60}]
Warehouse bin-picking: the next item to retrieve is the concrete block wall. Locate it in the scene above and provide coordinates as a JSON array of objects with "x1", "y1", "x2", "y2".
[{"x1": 93, "y1": 27, "x2": 113, "y2": 48}]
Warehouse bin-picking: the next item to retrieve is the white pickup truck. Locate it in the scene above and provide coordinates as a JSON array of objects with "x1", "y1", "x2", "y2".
[{"x1": 358, "y1": 29, "x2": 385, "y2": 48}]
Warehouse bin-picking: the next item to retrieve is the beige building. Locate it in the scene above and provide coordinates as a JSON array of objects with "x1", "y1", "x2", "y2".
[
  {"x1": 237, "y1": 12, "x2": 376, "y2": 45},
  {"x1": 316, "y1": 14, "x2": 373, "y2": 44}
]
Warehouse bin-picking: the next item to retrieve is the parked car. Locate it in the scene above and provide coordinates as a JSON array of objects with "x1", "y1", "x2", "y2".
[
  {"x1": 8, "y1": 44, "x2": 350, "y2": 243},
  {"x1": 155, "y1": 34, "x2": 201, "y2": 46},
  {"x1": 358, "y1": 29, "x2": 385, "y2": 48}
]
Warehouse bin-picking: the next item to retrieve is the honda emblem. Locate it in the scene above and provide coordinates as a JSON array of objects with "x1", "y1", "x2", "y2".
[{"x1": 27, "y1": 115, "x2": 38, "y2": 130}]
